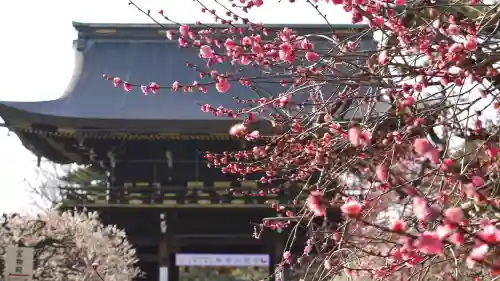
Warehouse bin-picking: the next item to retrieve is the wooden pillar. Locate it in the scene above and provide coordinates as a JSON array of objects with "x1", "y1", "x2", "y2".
[
  {"x1": 274, "y1": 233, "x2": 285, "y2": 266},
  {"x1": 159, "y1": 213, "x2": 170, "y2": 281},
  {"x1": 169, "y1": 238, "x2": 179, "y2": 281},
  {"x1": 158, "y1": 237, "x2": 168, "y2": 281},
  {"x1": 272, "y1": 233, "x2": 286, "y2": 281}
]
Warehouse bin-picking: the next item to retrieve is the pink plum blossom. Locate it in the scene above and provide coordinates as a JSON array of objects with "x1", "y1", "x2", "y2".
[{"x1": 341, "y1": 200, "x2": 362, "y2": 217}]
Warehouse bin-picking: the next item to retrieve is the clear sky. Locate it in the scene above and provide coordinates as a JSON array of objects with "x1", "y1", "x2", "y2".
[{"x1": 0, "y1": 0, "x2": 352, "y2": 214}]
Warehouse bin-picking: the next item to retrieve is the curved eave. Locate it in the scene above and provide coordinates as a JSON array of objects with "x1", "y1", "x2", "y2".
[
  {"x1": 0, "y1": 102, "x2": 245, "y2": 134},
  {"x1": 12, "y1": 129, "x2": 75, "y2": 164}
]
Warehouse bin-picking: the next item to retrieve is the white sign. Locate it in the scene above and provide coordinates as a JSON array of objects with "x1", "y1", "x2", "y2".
[
  {"x1": 175, "y1": 254, "x2": 270, "y2": 267},
  {"x1": 159, "y1": 266, "x2": 168, "y2": 281},
  {"x1": 3, "y1": 246, "x2": 34, "y2": 281}
]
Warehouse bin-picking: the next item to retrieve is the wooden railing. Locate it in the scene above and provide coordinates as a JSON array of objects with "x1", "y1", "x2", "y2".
[{"x1": 59, "y1": 182, "x2": 306, "y2": 208}]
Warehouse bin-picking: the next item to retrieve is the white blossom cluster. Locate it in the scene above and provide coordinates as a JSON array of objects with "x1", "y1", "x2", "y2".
[{"x1": 0, "y1": 210, "x2": 140, "y2": 281}]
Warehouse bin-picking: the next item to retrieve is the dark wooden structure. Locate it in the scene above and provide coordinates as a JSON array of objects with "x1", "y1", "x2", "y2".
[{"x1": 0, "y1": 22, "x2": 372, "y2": 281}]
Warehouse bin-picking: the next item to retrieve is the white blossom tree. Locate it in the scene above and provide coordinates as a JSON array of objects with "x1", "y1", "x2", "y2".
[{"x1": 0, "y1": 210, "x2": 140, "y2": 281}]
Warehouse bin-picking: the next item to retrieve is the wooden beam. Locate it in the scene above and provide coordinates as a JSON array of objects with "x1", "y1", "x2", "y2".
[
  {"x1": 176, "y1": 238, "x2": 265, "y2": 246},
  {"x1": 43, "y1": 137, "x2": 83, "y2": 163},
  {"x1": 61, "y1": 202, "x2": 288, "y2": 208},
  {"x1": 176, "y1": 234, "x2": 253, "y2": 239},
  {"x1": 138, "y1": 253, "x2": 158, "y2": 263},
  {"x1": 127, "y1": 235, "x2": 159, "y2": 246}
]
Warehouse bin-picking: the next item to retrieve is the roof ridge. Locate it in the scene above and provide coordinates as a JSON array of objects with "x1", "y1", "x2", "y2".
[
  {"x1": 73, "y1": 21, "x2": 368, "y2": 31},
  {"x1": 73, "y1": 21, "x2": 369, "y2": 40}
]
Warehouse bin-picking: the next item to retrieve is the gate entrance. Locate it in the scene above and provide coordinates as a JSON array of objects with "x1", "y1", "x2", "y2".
[{"x1": 176, "y1": 254, "x2": 269, "y2": 281}]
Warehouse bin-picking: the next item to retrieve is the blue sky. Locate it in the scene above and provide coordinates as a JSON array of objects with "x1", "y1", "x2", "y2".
[{"x1": 0, "y1": 0, "x2": 351, "y2": 213}]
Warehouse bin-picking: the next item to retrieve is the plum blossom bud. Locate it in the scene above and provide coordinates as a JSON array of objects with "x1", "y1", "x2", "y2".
[
  {"x1": 300, "y1": 38, "x2": 312, "y2": 49},
  {"x1": 413, "y1": 138, "x2": 430, "y2": 155},
  {"x1": 166, "y1": 30, "x2": 174, "y2": 40},
  {"x1": 283, "y1": 251, "x2": 292, "y2": 264},
  {"x1": 373, "y1": 16, "x2": 384, "y2": 26},
  {"x1": 464, "y1": 35, "x2": 478, "y2": 51},
  {"x1": 449, "y1": 43, "x2": 463, "y2": 53},
  {"x1": 392, "y1": 220, "x2": 406, "y2": 232},
  {"x1": 305, "y1": 51, "x2": 319, "y2": 62},
  {"x1": 150, "y1": 82, "x2": 159, "y2": 94},
  {"x1": 426, "y1": 148, "x2": 440, "y2": 164},
  {"x1": 402, "y1": 96, "x2": 415, "y2": 106},
  {"x1": 471, "y1": 176, "x2": 485, "y2": 188},
  {"x1": 467, "y1": 244, "x2": 489, "y2": 268},
  {"x1": 245, "y1": 130, "x2": 260, "y2": 141},
  {"x1": 224, "y1": 38, "x2": 235, "y2": 50},
  {"x1": 178, "y1": 38, "x2": 187, "y2": 47},
  {"x1": 252, "y1": 0, "x2": 264, "y2": 7},
  {"x1": 123, "y1": 82, "x2": 132, "y2": 92},
  {"x1": 413, "y1": 197, "x2": 430, "y2": 221},
  {"x1": 478, "y1": 225, "x2": 500, "y2": 243},
  {"x1": 140, "y1": 85, "x2": 148, "y2": 95},
  {"x1": 348, "y1": 127, "x2": 371, "y2": 147},
  {"x1": 307, "y1": 191, "x2": 326, "y2": 216},
  {"x1": 446, "y1": 24, "x2": 460, "y2": 35},
  {"x1": 448, "y1": 232, "x2": 464, "y2": 246},
  {"x1": 179, "y1": 25, "x2": 189, "y2": 37},
  {"x1": 113, "y1": 77, "x2": 121, "y2": 88},
  {"x1": 376, "y1": 164, "x2": 388, "y2": 183},
  {"x1": 199, "y1": 45, "x2": 214, "y2": 59},
  {"x1": 216, "y1": 78, "x2": 230, "y2": 93},
  {"x1": 436, "y1": 224, "x2": 454, "y2": 239},
  {"x1": 432, "y1": 19, "x2": 440, "y2": 29},
  {"x1": 417, "y1": 232, "x2": 443, "y2": 255},
  {"x1": 444, "y1": 208, "x2": 464, "y2": 224},
  {"x1": 441, "y1": 158, "x2": 454, "y2": 172},
  {"x1": 341, "y1": 200, "x2": 362, "y2": 217},
  {"x1": 378, "y1": 50, "x2": 389, "y2": 65},
  {"x1": 171, "y1": 81, "x2": 180, "y2": 91},
  {"x1": 229, "y1": 123, "x2": 247, "y2": 136}
]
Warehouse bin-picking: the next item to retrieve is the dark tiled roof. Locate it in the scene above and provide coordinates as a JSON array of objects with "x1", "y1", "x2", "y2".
[{"x1": 0, "y1": 22, "x2": 372, "y2": 133}]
